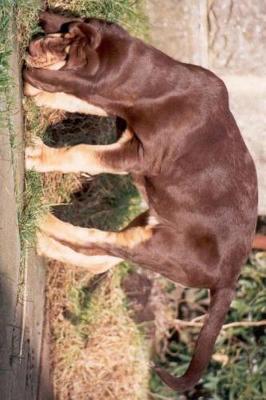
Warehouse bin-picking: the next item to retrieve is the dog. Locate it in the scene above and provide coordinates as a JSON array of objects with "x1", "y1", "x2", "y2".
[{"x1": 23, "y1": 11, "x2": 258, "y2": 392}]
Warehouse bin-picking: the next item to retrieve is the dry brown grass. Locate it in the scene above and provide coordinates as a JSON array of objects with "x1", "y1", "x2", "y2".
[
  {"x1": 17, "y1": 2, "x2": 153, "y2": 399},
  {"x1": 22, "y1": 100, "x2": 151, "y2": 398},
  {"x1": 47, "y1": 263, "x2": 150, "y2": 400},
  {"x1": 22, "y1": 91, "x2": 151, "y2": 398}
]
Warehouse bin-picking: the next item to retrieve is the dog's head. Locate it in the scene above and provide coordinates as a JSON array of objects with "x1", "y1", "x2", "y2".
[
  {"x1": 24, "y1": 14, "x2": 130, "y2": 96},
  {"x1": 26, "y1": 17, "x2": 127, "y2": 74}
]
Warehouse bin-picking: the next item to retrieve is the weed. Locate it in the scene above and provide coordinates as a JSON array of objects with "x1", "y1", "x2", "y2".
[{"x1": 150, "y1": 256, "x2": 266, "y2": 400}]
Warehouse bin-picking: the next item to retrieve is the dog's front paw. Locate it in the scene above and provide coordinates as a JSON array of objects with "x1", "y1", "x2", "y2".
[
  {"x1": 25, "y1": 137, "x2": 48, "y2": 171},
  {"x1": 32, "y1": 91, "x2": 54, "y2": 108},
  {"x1": 24, "y1": 82, "x2": 42, "y2": 97},
  {"x1": 23, "y1": 86, "x2": 55, "y2": 110}
]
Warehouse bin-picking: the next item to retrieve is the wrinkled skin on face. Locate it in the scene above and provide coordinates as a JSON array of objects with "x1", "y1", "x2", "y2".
[
  {"x1": 26, "y1": 33, "x2": 71, "y2": 70},
  {"x1": 23, "y1": 20, "x2": 108, "y2": 114},
  {"x1": 24, "y1": 20, "x2": 101, "y2": 95},
  {"x1": 25, "y1": 17, "x2": 103, "y2": 74},
  {"x1": 24, "y1": 15, "x2": 132, "y2": 101}
]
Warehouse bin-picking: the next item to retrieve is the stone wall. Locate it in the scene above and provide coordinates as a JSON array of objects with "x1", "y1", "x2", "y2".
[{"x1": 145, "y1": 0, "x2": 266, "y2": 214}]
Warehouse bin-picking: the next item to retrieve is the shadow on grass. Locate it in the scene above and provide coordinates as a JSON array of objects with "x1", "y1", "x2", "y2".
[{"x1": 42, "y1": 113, "x2": 142, "y2": 230}]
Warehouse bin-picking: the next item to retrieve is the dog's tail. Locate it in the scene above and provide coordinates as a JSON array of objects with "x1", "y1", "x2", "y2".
[{"x1": 154, "y1": 286, "x2": 235, "y2": 392}]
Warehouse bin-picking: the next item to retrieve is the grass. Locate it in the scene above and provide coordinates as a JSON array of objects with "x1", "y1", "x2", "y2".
[
  {"x1": 15, "y1": 0, "x2": 148, "y2": 254},
  {"x1": 47, "y1": 266, "x2": 150, "y2": 400},
  {"x1": 18, "y1": 170, "x2": 45, "y2": 250},
  {"x1": 0, "y1": 0, "x2": 45, "y2": 258},
  {"x1": 16, "y1": 0, "x2": 43, "y2": 57},
  {"x1": 46, "y1": 0, "x2": 148, "y2": 38},
  {"x1": 15, "y1": 1, "x2": 151, "y2": 399},
  {"x1": 150, "y1": 255, "x2": 266, "y2": 400},
  {"x1": 0, "y1": 0, "x2": 14, "y2": 133}
]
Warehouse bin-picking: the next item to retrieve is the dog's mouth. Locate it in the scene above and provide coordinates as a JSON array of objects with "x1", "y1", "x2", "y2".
[{"x1": 26, "y1": 33, "x2": 71, "y2": 70}]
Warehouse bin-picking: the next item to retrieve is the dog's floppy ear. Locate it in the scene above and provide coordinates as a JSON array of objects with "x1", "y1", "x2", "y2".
[
  {"x1": 66, "y1": 22, "x2": 101, "y2": 49},
  {"x1": 63, "y1": 40, "x2": 90, "y2": 70},
  {"x1": 62, "y1": 23, "x2": 101, "y2": 72}
]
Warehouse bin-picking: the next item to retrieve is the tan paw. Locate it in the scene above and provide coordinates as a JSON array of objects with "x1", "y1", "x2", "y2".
[
  {"x1": 33, "y1": 91, "x2": 54, "y2": 108},
  {"x1": 24, "y1": 82, "x2": 42, "y2": 97},
  {"x1": 36, "y1": 231, "x2": 53, "y2": 257},
  {"x1": 25, "y1": 137, "x2": 47, "y2": 171},
  {"x1": 38, "y1": 212, "x2": 59, "y2": 234}
]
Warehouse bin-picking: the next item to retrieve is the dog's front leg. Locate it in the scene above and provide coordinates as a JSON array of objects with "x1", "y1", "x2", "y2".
[
  {"x1": 24, "y1": 85, "x2": 108, "y2": 117},
  {"x1": 25, "y1": 128, "x2": 139, "y2": 174}
]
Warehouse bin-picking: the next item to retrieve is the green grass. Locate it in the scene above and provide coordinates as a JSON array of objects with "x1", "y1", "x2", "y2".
[
  {"x1": 56, "y1": 173, "x2": 144, "y2": 230},
  {"x1": 18, "y1": 170, "x2": 46, "y2": 251},
  {"x1": 0, "y1": 1, "x2": 12, "y2": 89},
  {"x1": 0, "y1": 0, "x2": 45, "y2": 257},
  {"x1": 0, "y1": 0, "x2": 14, "y2": 132},
  {"x1": 15, "y1": 1, "x2": 150, "y2": 399},
  {"x1": 18, "y1": 98, "x2": 48, "y2": 257},
  {"x1": 14, "y1": 0, "x2": 149, "y2": 257},
  {"x1": 16, "y1": 0, "x2": 43, "y2": 56},
  {"x1": 47, "y1": 0, "x2": 148, "y2": 38}
]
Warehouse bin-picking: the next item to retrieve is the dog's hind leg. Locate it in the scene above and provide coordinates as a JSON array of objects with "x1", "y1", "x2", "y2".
[
  {"x1": 37, "y1": 231, "x2": 123, "y2": 273},
  {"x1": 38, "y1": 211, "x2": 154, "y2": 250},
  {"x1": 35, "y1": 210, "x2": 153, "y2": 272},
  {"x1": 37, "y1": 214, "x2": 190, "y2": 285},
  {"x1": 37, "y1": 212, "x2": 195, "y2": 287}
]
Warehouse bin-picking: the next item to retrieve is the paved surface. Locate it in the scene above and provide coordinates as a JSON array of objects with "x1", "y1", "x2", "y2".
[
  {"x1": 0, "y1": 18, "x2": 46, "y2": 400},
  {"x1": 145, "y1": 0, "x2": 266, "y2": 214}
]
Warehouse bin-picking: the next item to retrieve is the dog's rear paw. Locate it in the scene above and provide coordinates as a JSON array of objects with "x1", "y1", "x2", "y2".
[
  {"x1": 25, "y1": 137, "x2": 46, "y2": 171},
  {"x1": 36, "y1": 231, "x2": 54, "y2": 257}
]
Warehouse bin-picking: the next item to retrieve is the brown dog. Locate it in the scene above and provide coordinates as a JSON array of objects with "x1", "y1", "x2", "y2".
[{"x1": 24, "y1": 12, "x2": 258, "y2": 392}]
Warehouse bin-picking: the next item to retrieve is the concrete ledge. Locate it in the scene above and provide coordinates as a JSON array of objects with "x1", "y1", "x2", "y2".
[{"x1": 0, "y1": 16, "x2": 47, "y2": 400}]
